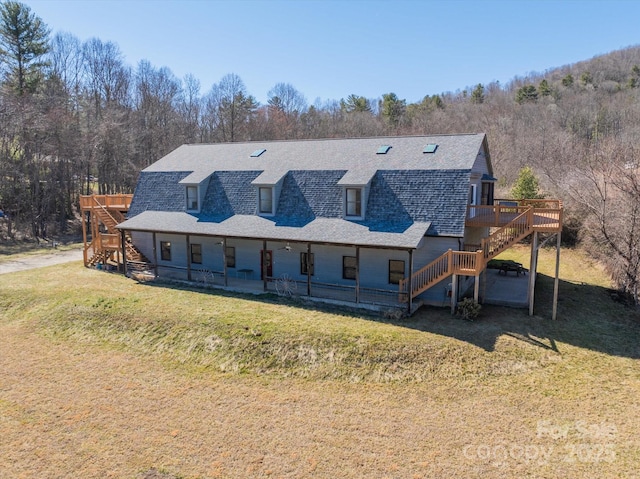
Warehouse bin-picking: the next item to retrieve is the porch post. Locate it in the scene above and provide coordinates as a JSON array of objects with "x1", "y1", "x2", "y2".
[
  {"x1": 222, "y1": 237, "x2": 228, "y2": 286},
  {"x1": 473, "y1": 274, "x2": 480, "y2": 303},
  {"x1": 262, "y1": 239, "x2": 267, "y2": 292},
  {"x1": 552, "y1": 231, "x2": 561, "y2": 320},
  {"x1": 407, "y1": 249, "x2": 414, "y2": 315},
  {"x1": 306, "y1": 243, "x2": 311, "y2": 297},
  {"x1": 81, "y1": 209, "x2": 88, "y2": 266},
  {"x1": 186, "y1": 234, "x2": 191, "y2": 281},
  {"x1": 120, "y1": 228, "x2": 127, "y2": 276},
  {"x1": 528, "y1": 231, "x2": 539, "y2": 316},
  {"x1": 152, "y1": 232, "x2": 158, "y2": 278},
  {"x1": 355, "y1": 246, "x2": 360, "y2": 303},
  {"x1": 450, "y1": 274, "x2": 458, "y2": 315}
]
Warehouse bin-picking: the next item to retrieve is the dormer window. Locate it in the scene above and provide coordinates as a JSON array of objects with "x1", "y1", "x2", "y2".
[
  {"x1": 259, "y1": 186, "x2": 274, "y2": 215},
  {"x1": 186, "y1": 185, "x2": 198, "y2": 211},
  {"x1": 345, "y1": 187, "x2": 362, "y2": 218}
]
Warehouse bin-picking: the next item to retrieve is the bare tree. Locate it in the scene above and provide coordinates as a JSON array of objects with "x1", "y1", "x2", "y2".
[
  {"x1": 267, "y1": 82, "x2": 307, "y2": 139},
  {"x1": 202, "y1": 73, "x2": 257, "y2": 142}
]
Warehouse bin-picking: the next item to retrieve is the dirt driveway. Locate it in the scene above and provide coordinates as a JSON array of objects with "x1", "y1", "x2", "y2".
[{"x1": 0, "y1": 248, "x2": 83, "y2": 274}]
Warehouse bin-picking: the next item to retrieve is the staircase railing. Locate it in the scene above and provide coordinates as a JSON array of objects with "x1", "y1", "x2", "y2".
[
  {"x1": 400, "y1": 207, "x2": 536, "y2": 303},
  {"x1": 480, "y1": 207, "x2": 533, "y2": 262},
  {"x1": 399, "y1": 249, "x2": 484, "y2": 300}
]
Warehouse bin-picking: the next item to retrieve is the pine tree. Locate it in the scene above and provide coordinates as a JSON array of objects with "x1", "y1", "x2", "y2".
[
  {"x1": 511, "y1": 166, "x2": 544, "y2": 199},
  {"x1": 539, "y1": 79, "x2": 552, "y2": 97},
  {"x1": 470, "y1": 83, "x2": 484, "y2": 104},
  {"x1": 561, "y1": 74, "x2": 574, "y2": 87},
  {"x1": 515, "y1": 85, "x2": 538, "y2": 104},
  {"x1": 0, "y1": 1, "x2": 49, "y2": 95}
]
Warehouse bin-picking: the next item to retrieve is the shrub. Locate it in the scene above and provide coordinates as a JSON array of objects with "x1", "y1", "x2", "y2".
[{"x1": 456, "y1": 298, "x2": 481, "y2": 321}]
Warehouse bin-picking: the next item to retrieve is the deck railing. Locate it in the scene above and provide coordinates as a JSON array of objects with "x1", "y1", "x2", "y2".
[
  {"x1": 466, "y1": 201, "x2": 562, "y2": 232},
  {"x1": 80, "y1": 194, "x2": 133, "y2": 210},
  {"x1": 99, "y1": 233, "x2": 121, "y2": 249}
]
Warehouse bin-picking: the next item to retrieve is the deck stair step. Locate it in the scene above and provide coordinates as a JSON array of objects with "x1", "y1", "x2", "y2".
[{"x1": 400, "y1": 208, "x2": 535, "y2": 300}]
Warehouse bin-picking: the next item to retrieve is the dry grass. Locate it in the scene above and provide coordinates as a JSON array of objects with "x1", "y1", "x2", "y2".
[
  {"x1": 0, "y1": 240, "x2": 82, "y2": 262},
  {"x1": 0, "y1": 246, "x2": 639, "y2": 478}
]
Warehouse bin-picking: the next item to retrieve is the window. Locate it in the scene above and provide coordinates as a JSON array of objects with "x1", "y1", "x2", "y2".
[
  {"x1": 300, "y1": 252, "x2": 314, "y2": 275},
  {"x1": 225, "y1": 246, "x2": 236, "y2": 268},
  {"x1": 190, "y1": 243, "x2": 202, "y2": 264},
  {"x1": 345, "y1": 188, "x2": 362, "y2": 217},
  {"x1": 160, "y1": 241, "x2": 171, "y2": 261},
  {"x1": 250, "y1": 148, "x2": 266, "y2": 157},
  {"x1": 389, "y1": 260, "x2": 405, "y2": 284},
  {"x1": 343, "y1": 255, "x2": 357, "y2": 280},
  {"x1": 376, "y1": 145, "x2": 391, "y2": 154},
  {"x1": 186, "y1": 186, "x2": 198, "y2": 210},
  {"x1": 259, "y1": 187, "x2": 273, "y2": 214},
  {"x1": 481, "y1": 182, "x2": 494, "y2": 205},
  {"x1": 469, "y1": 184, "x2": 478, "y2": 205},
  {"x1": 423, "y1": 143, "x2": 438, "y2": 153},
  {"x1": 468, "y1": 184, "x2": 478, "y2": 218}
]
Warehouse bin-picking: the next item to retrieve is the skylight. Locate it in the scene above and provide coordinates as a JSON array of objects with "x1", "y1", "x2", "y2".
[
  {"x1": 250, "y1": 148, "x2": 266, "y2": 157},
  {"x1": 377, "y1": 145, "x2": 392, "y2": 154},
  {"x1": 423, "y1": 144, "x2": 438, "y2": 154}
]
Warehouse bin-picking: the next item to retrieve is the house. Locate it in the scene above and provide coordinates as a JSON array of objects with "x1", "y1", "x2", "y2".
[{"x1": 93, "y1": 134, "x2": 562, "y2": 315}]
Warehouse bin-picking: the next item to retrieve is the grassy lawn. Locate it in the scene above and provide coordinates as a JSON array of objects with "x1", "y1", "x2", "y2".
[{"x1": 0, "y1": 245, "x2": 638, "y2": 478}]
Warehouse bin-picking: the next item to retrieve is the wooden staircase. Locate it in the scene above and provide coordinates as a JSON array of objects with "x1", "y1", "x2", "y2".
[
  {"x1": 81, "y1": 194, "x2": 148, "y2": 268},
  {"x1": 399, "y1": 208, "x2": 535, "y2": 301}
]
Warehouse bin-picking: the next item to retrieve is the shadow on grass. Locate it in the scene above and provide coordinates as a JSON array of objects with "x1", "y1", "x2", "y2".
[
  {"x1": 408, "y1": 273, "x2": 639, "y2": 358},
  {"x1": 135, "y1": 269, "x2": 640, "y2": 360}
]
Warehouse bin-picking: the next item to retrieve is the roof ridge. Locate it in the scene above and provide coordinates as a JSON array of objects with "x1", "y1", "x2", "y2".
[{"x1": 182, "y1": 133, "x2": 485, "y2": 147}]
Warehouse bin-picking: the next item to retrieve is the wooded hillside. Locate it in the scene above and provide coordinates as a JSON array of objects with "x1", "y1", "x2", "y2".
[{"x1": 0, "y1": 1, "x2": 638, "y2": 303}]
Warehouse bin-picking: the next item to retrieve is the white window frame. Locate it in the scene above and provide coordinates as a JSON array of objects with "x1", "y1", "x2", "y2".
[
  {"x1": 258, "y1": 186, "x2": 274, "y2": 215},
  {"x1": 469, "y1": 184, "x2": 478, "y2": 206},
  {"x1": 186, "y1": 185, "x2": 199, "y2": 211},
  {"x1": 468, "y1": 183, "x2": 478, "y2": 218},
  {"x1": 345, "y1": 187, "x2": 363, "y2": 219}
]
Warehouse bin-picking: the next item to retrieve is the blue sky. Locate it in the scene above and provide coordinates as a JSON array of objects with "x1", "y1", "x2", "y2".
[{"x1": 22, "y1": 0, "x2": 640, "y2": 104}]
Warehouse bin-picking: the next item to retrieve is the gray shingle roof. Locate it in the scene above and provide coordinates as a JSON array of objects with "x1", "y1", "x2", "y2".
[
  {"x1": 121, "y1": 134, "x2": 489, "y2": 245},
  {"x1": 143, "y1": 134, "x2": 486, "y2": 175},
  {"x1": 118, "y1": 211, "x2": 431, "y2": 249}
]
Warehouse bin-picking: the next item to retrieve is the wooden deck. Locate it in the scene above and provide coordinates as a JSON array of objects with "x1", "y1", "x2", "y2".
[
  {"x1": 465, "y1": 199, "x2": 563, "y2": 232},
  {"x1": 400, "y1": 199, "x2": 563, "y2": 304},
  {"x1": 80, "y1": 194, "x2": 133, "y2": 212}
]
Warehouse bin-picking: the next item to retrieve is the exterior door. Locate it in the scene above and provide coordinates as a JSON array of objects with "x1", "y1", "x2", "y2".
[{"x1": 261, "y1": 250, "x2": 273, "y2": 279}]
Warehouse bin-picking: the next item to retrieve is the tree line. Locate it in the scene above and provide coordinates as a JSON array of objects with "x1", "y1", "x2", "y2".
[{"x1": 1, "y1": 1, "x2": 639, "y2": 304}]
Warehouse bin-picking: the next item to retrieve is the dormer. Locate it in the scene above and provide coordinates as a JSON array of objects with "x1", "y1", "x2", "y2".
[
  {"x1": 179, "y1": 170, "x2": 213, "y2": 213},
  {"x1": 337, "y1": 169, "x2": 376, "y2": 220},
  {"x1": 251, "y1": 170, "x2": 287, "y2": 217}
]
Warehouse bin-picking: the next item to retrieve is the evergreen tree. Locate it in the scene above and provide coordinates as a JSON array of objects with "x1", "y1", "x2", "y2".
[
  {"x1": 561, "y1": 73, "x2": 574, "y2": 87},
  {"x1": 340, "y1": 94, "x2": 372, "y2": 113},
  {"x1": 0, "y1": 1, "x2": 49, "y2": 95},
  {"x1": 511, "y1": 166, "x2": 543, "y2": 199},
  {"x1": 380, "y1": 92, "x2": 406, "y2": 128},
  {"x1": 538, "y1": 79, "x2": 552, "y2": 97},
  {"x1": 580, "y1": 71, "x2": 593, "y2": 86},
  {"x1": 470, "y1": 83, "x2": 484, "y2": 104},
  {"x1": 515, "y1": 85, "x2": 538, "y2": 104}
]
